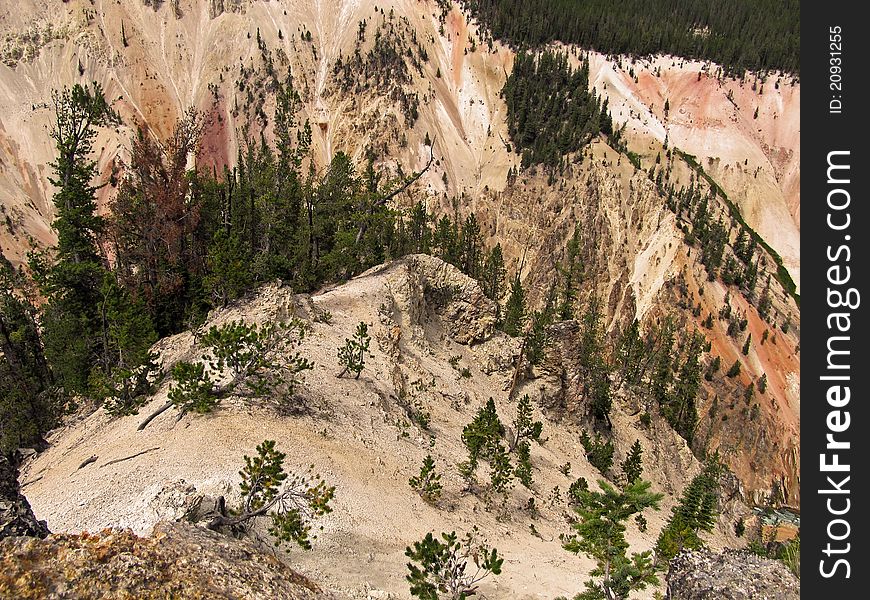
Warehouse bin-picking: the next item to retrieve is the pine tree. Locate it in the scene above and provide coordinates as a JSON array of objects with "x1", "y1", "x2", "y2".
[
  {"x1": 488, "y1": 440, "x2": 514, "y2": 493},
  {"x1": 704, "y1": 356, "x2": 721, "y2": 381},
  {"x1": 410, "y1": 455, "x2": 443, "y2": 503},
  {"x1": 406, "y1": 529, "x2": 503, "y2": 600},
  {"x1": 514, "y1": 441, "x2": 533, "y2": 488},
  {"x1": 726, "y1": 360, "x2": 741, "y2": 378},
  {"x1": 502, "y1": 272, "x2": 526, "y2": 336},
  {"x1": 758, "y1": 373, "x2": 768, "y2": 394},
  {"x1": 481, "y1": 243, "x2": 506, "y2": 307},
  {"x1": 33, "y1": 83, "x2": 159, "y2": 404},
  {"x1": 461, "y1": 398, "x2": 504, "y2": 473},
  {"x1": 621, "y1": 440, "x2": 643, "y2": 485},
  {"x1": 562, "y1": 479, "x2": 663, "y2": 600},
  {"x1": 207, "y1": 440, "x2": 334, "y2": 549},
  {"x1": 510, "y1": 394, "x2": 543, "y2": 450},
  {"x1": 655, "y1": 455, "x2": 723, "y2": 562},
  {"x1": 0, "y1": 261, "x2": 59, "y2": 453},
  {"x1": 338, "y1": 321, "x2": 371, "y2": 378},
  {"x1": 581, "y1": 432, "x2": 614, "y2": 475}
]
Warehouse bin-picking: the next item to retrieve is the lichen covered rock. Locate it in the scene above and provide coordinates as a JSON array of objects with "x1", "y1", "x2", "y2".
[
  {"x1": 666, "y1": 549, "x2": 799, "y2": 600},
  {"x1": 0, "y1": 520, "x2": 329, "y2": 599}
]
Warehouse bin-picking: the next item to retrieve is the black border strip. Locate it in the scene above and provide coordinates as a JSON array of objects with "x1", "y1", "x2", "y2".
[{"x1": 803, "y1": 2, "x2": 869, "y2": 595}]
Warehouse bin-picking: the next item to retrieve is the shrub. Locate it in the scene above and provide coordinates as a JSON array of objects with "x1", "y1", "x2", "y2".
[
  {"x1": 168, "y1": 362, "x2": 217, "y2": 413},
  {"x1": 581, "y1": 432, "x2": 614, "y2": 475},
  {"x1": 410, "y1": 455, "x2": 443, "y2": 503},
  {"x1": 208, "y1": 440, "x2": 334, "y2": 549},
  {"x1": 338, "y1": 321, "x2": 371, "y2": 378},
  {"x1": 169, "y1": 319, "x2": 312, "y2": 412},
  {"x1": 406, "y1": 529, "x2": 503, "y2": 600}
]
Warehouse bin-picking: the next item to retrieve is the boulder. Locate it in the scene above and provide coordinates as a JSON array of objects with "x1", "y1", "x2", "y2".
[
  {"x1": 666, "y1": 549, "x2": 799, "y2": 600},
  {"x1": 0, "y1": 520, "x2": 330, "y2": 599}
]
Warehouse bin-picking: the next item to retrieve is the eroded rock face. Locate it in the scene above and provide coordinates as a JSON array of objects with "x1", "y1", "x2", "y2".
[
  {"x1": 386, "y1": 254, "x2": 498, "y2": 345},
  {"x1": 666, "y1": 549, "x2": 799, "y2": 600},
  {"x1": 0, "y1": 521, "x2": 329, "y2": 599},
  {"x1": 0, "y1": 453, "x2": 49, "y2": 540}
]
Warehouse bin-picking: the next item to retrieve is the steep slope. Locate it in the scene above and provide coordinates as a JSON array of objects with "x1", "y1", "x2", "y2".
[
  {"x1": 2, "y1": 0, "x2": 799, "y2": 531},
  {"x1": 21, "y1": 255, "x2": 746, "y2": 599},
  {"x1": 586, "y1": 54, "x2": 801, "y2": 291}
]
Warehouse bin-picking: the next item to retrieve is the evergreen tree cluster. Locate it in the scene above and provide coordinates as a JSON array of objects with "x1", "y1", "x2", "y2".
[
  {"x1": 333, "y1": 12, "x2": 425, "y2": 126},
  {"x1": 502, "y1": 50, "x2": 613, "y2": 169},
  {"x1": 466, "y1": 0, "x2": 800, "y2": 75},
  {"x1": 8, "y1": 80, "x2": 523, "y2": 433},
  {"x1": 655, "y1": 454, "x2": 724, "y2": 562},
  {"x1": 460, "y1": 396, "x2": 543, "y2": 491},
  {"x1": 0, "y1": 260, "x2": 62, "y2": 454}
]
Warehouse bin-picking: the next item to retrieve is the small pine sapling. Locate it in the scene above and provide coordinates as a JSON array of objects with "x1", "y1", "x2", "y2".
[
  {"x1": 208, "y1": 440, "x2": 334, "y2": 549},
  {"x1": 488, "y1": 440, "x2": 514, "y2": 494},
  {"x1": 338, "y1": 321, "x2": 371, "y2": 378},
  {"x1": 621, "y1": 440, "x2": 644, "y2": 485},
  {"x1": 410, "y1": 455, "x2": 443, "y2": 503},
  {"x1": 406, "y1": 528, "x2": 503, "y2": 600},
  {"x1": 460, "y1": 398, "x2": 504, "y2": 476},
  {"x1": 168, "y1": 362, "x2": 217, "y2": 413},
  {"x1": 726, "y1": 360, "x2": 741, "y2": 378},
  {"x1": 562, "y1": 479, "x2": 663, "y2": 600}
]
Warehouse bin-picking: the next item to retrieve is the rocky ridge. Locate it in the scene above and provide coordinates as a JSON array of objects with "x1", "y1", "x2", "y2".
[{"x1": 0, "y1": 520, "x2": 329, "y2": 599}]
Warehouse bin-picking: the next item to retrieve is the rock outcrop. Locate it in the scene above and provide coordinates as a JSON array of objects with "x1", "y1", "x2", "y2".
[
  {"x1": 0, "y1": 520, "x2": 329, "y2": 599},
  {"x1": 0, "y1": 453, "x2": 49, "y2": 540},
  {"x1": 666, "y1": 549, "x2": 799, "y2": 600}
]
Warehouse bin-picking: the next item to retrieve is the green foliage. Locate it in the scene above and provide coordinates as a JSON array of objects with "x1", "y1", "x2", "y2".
[
  {"x1": 502, "y1": 50, "x2": 613, "y2": 170},
  {"x1": 234, "y1": 440, "x2": 334, "y2": 549},
  {"x1": 655, "y1": 455, "x2": 724, "y2": 563},
  {"x1": 32, "y1": 82, "x2": 158, "y2": 407},
  {"x1": 662, "y1": 331, "x2": 703, "y2": 443},
  {"x1": 410, "y1": 455, "x2": 443, "y2": 503},
  {"x1": 635, "y1": 514, "x2": 648, "y2": 533},
  {"x1": 704, "y1": 356, "x2": 721, "y2": 381},
  {"x1": 204, "y1": 230, "x2": 254, "y2": 307},
  {"x1": 758, "y1": 373, "x2": 768, "y2": 394},
  {"x1": 558, "y1": 226, "x2": 584, "y2": 319},
  {"x1": 169, "y1": 319, "x2": 311, "y2": 412},
  {"x1": 461, "y1": 398, "x2": 505, "y2": 473},
  {"x1": 202, "y1": 319, "x2": 312, "y2": 399},
  {"x1": 502, "y1": 273, "x2": 526, "y2": 336},
  {"x1": 562, "y1": 479, "x2": 663, "y2": 600},
  {"x1": 568, "y1": 477, "x2": 589, "y2": 505},
  {"x1": 406, "y1": 529, "x2": 504, "y2": 600},
  {"x1": 168, "y1": 361, "x2": 218, "y2": 413},
  {"x1": 639, "y1": 412, "x2": 651, "y2": 428},
  {"x1": 734, "y1": 517, "x2": 746, "y2": 537},
  {"x1": 581, "y1": 432, "x2": 614, "y2": 476},
  {"x1": 514, "y1": 441, "x2": 533, "y2": 488},
  {"x1": 467, "y1": 0, "x2": 799, "y2": 74},
  {"x1": 742, "y1": 334, "x2": 752, "y2": 356},
  {"x1": 0, "y1": 262, "x2": 63, "y2": 454},
  {"x1": 488, "y1": 440, "x2": 515, "y2": 493},
  {"x1": 91, "y1": 276, "x2": 158, "y2": 416},
  {"x1": 338, "y1": 321, "x2": 371, "y2": 378},
  {"x1": 511, "y1": 394, "x2": 543, "y2": 449},
  {"x1": 621, "y1": 440, "x2": 644, "y2": 485},
  {"x1": 578, "y1": 297, "x2": 612, "y2": 422},
  {"x1": 480, "y1": 243, "x2": 506, "y2": 305},
  {"x1": 726, "y1": 360, "x2": 741, "y2": 378}
]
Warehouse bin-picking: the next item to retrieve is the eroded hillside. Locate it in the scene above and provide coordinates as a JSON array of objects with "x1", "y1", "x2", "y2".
[{"x1": 2, "y1": 0, "x2": 800, "y2": 588}]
